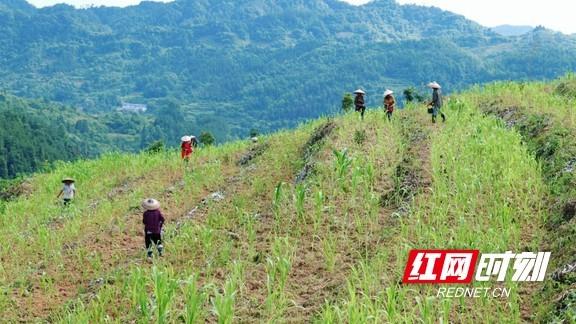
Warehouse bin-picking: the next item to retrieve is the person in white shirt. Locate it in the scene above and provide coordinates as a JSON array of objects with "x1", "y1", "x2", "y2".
[{"x1": 57, "y1": 178, "x2": 76, "y2": 206}]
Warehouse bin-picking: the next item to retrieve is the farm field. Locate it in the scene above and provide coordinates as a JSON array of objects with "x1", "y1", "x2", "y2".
[{"x1": 0, "y1": 77, "x2": 575, "y2": 323}]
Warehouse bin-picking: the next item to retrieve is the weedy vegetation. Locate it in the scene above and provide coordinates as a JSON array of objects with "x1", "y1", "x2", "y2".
[{"x1": 1, "y1": 77, "x2": 574, "y2": 322}]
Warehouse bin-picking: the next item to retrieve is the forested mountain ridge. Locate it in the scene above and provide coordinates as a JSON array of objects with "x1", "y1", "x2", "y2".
[
  {"x1": 0, "y1": 93, "x2": 78, "y2": 178},
  {"x1": 1, "y1": 0, "x2": 576, "y2": 144},
  {"x1": 0, "y1": 92, "x2": 177, "y2": 178}
]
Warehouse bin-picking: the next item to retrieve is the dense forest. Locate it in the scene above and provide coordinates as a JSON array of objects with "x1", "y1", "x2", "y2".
[
  {"x1": 1, "y1": 0, "x2": 576, "y2": 177},
  {"x1": 0, "y1": 93, "x2": 194, "y2": 178},
  {"x1": 0, "y1": 94, "x2": 78, "y2": 178}
]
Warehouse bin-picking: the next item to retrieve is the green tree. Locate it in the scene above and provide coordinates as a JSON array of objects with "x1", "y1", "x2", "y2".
[
  {"x1": 199, "y1": 131, "x2": 215, "y2": 146},
  {"x1": 403, "y1": 87, "x2": 426, "y2": 103},
  {"x1": 341, "y1": 93, "x2": 354, "y2": 113},
  {"x1": 0, "y1": 104, "x2": 79, "y2": 178},
  {"x1": 144, "y1": 140, "x2": 165, "y2": 154},
  {"x1": 74, "y1": 119, "x2": 90, "y2": 133}
]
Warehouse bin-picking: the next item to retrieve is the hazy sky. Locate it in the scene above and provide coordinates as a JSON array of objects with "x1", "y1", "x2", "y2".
[
  {"x1": 350, "y1": 0, "x2": 575, "y2": 34},
  {"x1": 26, "y1": 0, "x2": 576, "y2": 34}
]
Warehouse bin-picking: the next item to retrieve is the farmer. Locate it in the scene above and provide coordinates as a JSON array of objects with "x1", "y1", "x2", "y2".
[
  {"x1": 142, "y1": 198, "x2": 165, "y2": 258},
  {"x1": 181, "y1": 135, "x2": 193, "y2": 162},
  {"x1": 427, "y1": 81, "x2": 446, "y2": 123},
  {"x1": 353, "y1": 89, "x2": 366, "y2": 120},
  {"x1": 57, "y1": 177, "x2": 76, "y2": 206},
  {"x1": 383, "y1": 89, "x2": 395, "y2": 121}
]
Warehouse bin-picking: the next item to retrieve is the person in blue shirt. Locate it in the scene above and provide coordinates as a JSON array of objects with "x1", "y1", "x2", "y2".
[{"x1": 428, "y1": 81, "x2": 446, "y2": 123}]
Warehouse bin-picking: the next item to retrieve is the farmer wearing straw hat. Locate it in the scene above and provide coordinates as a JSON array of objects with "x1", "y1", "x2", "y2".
[
  {"x1": 181, "y1": 135, "x2": 193, "y2": 162},
  {"x1": 353, "y1": 89, "x2": 366, "y2": 120},
  {"x1": 427, "y1": 81, "x2": 446, "y2": 123},
  {"x1": 383, "y1": 89, "x2": 395, "y2": 121},
  {"x1": 142, "y1": 198, "x2": 165, "y2": 258},
  {"x1": 57, "y1": 177, "x2": 76, "y2": 206}
]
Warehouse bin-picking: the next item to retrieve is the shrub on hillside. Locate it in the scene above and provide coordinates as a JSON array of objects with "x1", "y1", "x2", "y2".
[
  {"x1": 341, "y1": 93, "x2": 354, "y2": 113},
  {"x1": 144, "y1": 140, "x2": 165, "y2": 154},
  {"x1": 200, "y1": 131, "x2": 215, "y2": 146}
]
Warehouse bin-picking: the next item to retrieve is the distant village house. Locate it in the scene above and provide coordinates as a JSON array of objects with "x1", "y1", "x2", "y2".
[{"x1": 117, "y1": 103, "x2": 147, "y2": 113}]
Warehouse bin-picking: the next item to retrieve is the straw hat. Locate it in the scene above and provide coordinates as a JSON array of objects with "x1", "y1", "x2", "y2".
[
  {"x1": 427, "y1": 81, "x2": 441, "y2": 89},
  {"x1": 142, "y1": 198, "x2": 160, "y2": 211},
  {"x1": 62, "y1": 177, "x2": 75, "y2": 183},
  {"x1": 181, "y1": 135, "x2": 191, "y2": 142},
  {"x1": 383, "y1": 89, "x2": 394, "y2": 97},
  {"x1": 353, "y1": 89, "x2": 366, "y2": 95}
]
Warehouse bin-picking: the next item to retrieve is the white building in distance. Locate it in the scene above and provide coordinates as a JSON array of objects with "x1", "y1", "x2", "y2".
[{"x1": 117, "y1": 103, "x2": 147, "y2": 113}]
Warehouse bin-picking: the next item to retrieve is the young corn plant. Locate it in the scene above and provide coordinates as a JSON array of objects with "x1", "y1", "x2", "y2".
[
  {"x1": 199, "y1": 226, "x2": 215, "y2": 270},
  {"x1": 364, "y1": 161, "x2": 376, "y2": 190},
  {"x1": 212, "y1": 262, "x2": 244, "y2": 324},
  {"x1": 264, "y1": 257, "x2": 291, "y2": 319},
  {"x1": 229, "y1": 261, "x2": 245, "y2": 296},
  {"x1": 318, "y1": 301, "x2": 343, "y2": 323},
  {"x1": 38, "y1": 271, "x2": 55, "y2": 295},
  {"x1": 313, "y1": 190, "x2": 325, "y2": 233},
  {"x1": 272, "y1": 182, "x2": 284, "y2": 229},
  {"x1": 439, "y1": 298, "x2": 452, "y2": 324},
  {"x1": 182, "y1": 274, "x2": 206, "y2": 324},
  {"x1": 239, "y1": 211, "x2": 257, "y2": 256},
  {"x1": 58, "y1": 301, "x2": 90, "y2": 324},
  {"x1": 129, "y1": 268, "x2": 151, "y2": 323},
  {"x1": 212, "y1": 276, "x2": 238, "y2": 324},
  {"x1": 216, "y1": 239, "x2": 234, "y2": 267},
  {"x1": 366, "y1": 191, "x2": 380, "y2": 225},
  {"x1": 384, "y1": 286, "x2": 399, "y2": 321},
  {"x1": 415, "y1": 296, "x2": 435, "y2": 322},
  {"x1": 294, "y1": 183, "x2": 306, "y2": 223},
  {"x1": 344, "y1": 280, "x2": 371, "y2": 323},
  {"x1": 320, "y1": 232, "x2": 337, "y2": 272},
  {"x1": 333, "y1": 148, "x2": 352, "y2": 191},
  {"x1": 84, "y1": 285, "x2": 113, "y2": 322},
  {"x1": 152, "y1": 266, "x2": 178, "y2": 324},
  {"x1": 351, "y1": 165, "x2": 363, "y2": 191},
  {"x1": 352, "y1": 209, "x2": 368, "y2": 237},
  {"x1": 264, "y1": 238, "x2": 294, "y2": 319}
]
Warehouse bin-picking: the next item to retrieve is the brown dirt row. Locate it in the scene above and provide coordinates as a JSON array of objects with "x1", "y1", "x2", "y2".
[
  {"x1": 232, "y1": 116, "x2": 436, "y2": 322},
  {"x1": 9, "y1": 152, "x2": 246, "y2": 321}
]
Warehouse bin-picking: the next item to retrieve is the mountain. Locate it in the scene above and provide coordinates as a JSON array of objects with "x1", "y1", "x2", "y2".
[
  {"x1": 1, "y1": 77, "x2": 574, "y2": 322},
  {"x1": 491, "y1": 24, "x2": 534, "y2": 36},
  {"x1": 0, "y1": 0, "x2": 35, "y2": 13},
  {"x1": 0, "y1": 0, "x2": 575, "y2": 145}
]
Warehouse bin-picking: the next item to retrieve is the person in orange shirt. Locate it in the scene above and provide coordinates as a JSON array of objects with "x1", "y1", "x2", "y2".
[{"x1": 181, "y1": 135, "x2": 193, "y2": 162}]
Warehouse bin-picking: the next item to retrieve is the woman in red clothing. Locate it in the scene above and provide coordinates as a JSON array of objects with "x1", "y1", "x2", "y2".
[{"x1": 181, "y1": 135, "x2": 193, "y2": 162}]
